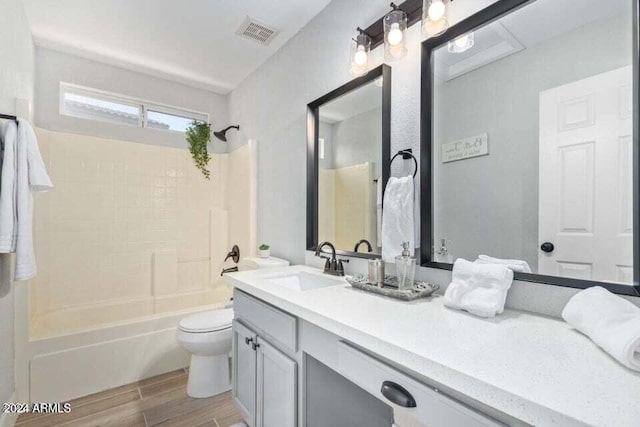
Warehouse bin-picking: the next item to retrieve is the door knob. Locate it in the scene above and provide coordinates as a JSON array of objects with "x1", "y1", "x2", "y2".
[{"x1": 540, "y1": 242, "x2": 555, "y2": 253}]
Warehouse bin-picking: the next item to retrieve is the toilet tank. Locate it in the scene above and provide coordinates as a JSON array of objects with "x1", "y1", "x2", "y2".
[{"x1": 238, "y1": 256, "x2": 290, "y2": 271}]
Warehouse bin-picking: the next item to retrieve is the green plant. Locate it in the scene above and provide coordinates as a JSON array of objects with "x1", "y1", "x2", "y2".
[
  {"x1": 185, "y1": 121, "x2": 212, "y2": 179},
  {"x1": 259, "y1": 244, "x2": 270, "y2": 250}
]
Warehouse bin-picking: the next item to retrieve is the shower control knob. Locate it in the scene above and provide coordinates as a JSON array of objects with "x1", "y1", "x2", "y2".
[{"x1": 540, "y1": 242, "x2": 555, "y2": 253}]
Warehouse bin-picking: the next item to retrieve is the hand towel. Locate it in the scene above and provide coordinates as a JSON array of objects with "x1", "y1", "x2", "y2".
[
  {"x1": 381, "y1": 175, "x2": 414, "y2": 262},
  {"x1": 476, "y1": 254, "x2": 532, "y2": 273},
  {"x1": 562, "y1": 286, "x2": 640, "y2": 371},
  {"x1": 14, "y1": 119, "x2": 52, "y2": 281},
  {"x1": 0, "y1": 120, "x2": 18, "y2": 252},
  {"x1": 444, "y1": 259, "x2": 514, "y2": 318}
]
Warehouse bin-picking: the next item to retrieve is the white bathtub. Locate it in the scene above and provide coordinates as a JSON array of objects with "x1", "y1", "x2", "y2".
[{"x1": 14, "y1": 284, "x2": 232, "y2": 403}]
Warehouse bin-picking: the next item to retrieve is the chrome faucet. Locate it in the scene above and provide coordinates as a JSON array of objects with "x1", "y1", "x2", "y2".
[{"x1": 315, "y1": 241, "x2": 349, "y2": 276}]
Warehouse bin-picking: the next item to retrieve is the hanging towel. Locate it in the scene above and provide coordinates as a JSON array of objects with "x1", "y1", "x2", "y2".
[
  {"x1": 0, "y1": 120, "x2": 18, "y2": 252},
  {"x1": 376, "y1": 178, "x2": 382, "y2": 246},
  {"x1": 562, "y1": 286, "x2": 640, "y2": 371},
  {"x1": 13, "y1": 119, "x2": 53, "y2": 281},
  {"x1": 475, "y1": 254, "x2": 532, "y2": 273},
  {"x1": 381, "y1": 175, "x2": 414, "y2": 262},
  {"x1": 443, "y1": 259, "x2": 514, "y2": 318}
]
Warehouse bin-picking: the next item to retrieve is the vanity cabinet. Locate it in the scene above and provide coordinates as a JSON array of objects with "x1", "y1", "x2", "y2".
[
  {"x1": 232, "y1": 292, "x2": 298, "y2": 427},
  {"x1": 232, "y1": 320, "x2": 257, "y2": 425}
]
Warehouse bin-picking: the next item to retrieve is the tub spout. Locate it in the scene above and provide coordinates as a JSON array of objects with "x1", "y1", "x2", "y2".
[{"x1": 221, "y1": 266, "x2": 238, "y2": 276}]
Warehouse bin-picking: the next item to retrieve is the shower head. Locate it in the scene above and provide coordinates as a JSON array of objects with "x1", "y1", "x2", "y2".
[{"x1": 213, "y1": 125, "x2": 240, "y2": 142}]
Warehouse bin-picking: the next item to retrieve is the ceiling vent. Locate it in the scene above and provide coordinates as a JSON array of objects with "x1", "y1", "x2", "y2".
[{"x1": 236, "y1": 16, "x2": 280, "y2": 46}]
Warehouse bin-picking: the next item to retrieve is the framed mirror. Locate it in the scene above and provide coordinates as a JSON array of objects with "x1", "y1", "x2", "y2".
[
  {"x1": 420, "y1": 0, "x2": 640, "y2": 296},
  {"x1": 307, "y1": 64, "x2": 391, "y2": 259}
]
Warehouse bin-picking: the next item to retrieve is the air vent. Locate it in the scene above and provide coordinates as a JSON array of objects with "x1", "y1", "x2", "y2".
[{"x1": 236, "y1": 16, "x2": 280, "y2": 46}]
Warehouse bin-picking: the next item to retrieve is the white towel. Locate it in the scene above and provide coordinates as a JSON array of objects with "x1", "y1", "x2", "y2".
[
  {"x1": 444, "y1": 259, "x2": 514, "y2": 318},
  {"x1": 13, "y1": 119, "x2": 52, "y2": 281},
  {"x1": 476, "y1": 254, "x2": 532, "y2": 273},
  {"x1": 376, "y1": 178, "x2": 382, "y2": 246},
  {"x1": 0, "y1": 121, "x2": 18, "y2": 252},
  {"x1": 381, "y1": 175, "x2": 414, "y2": 262},
  {"x1": 562, "y1": 286, "x2": 640, "y2": 371}
]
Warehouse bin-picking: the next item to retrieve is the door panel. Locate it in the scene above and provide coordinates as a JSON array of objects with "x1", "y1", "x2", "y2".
[
  {"x1": 233, "y1": 320, "x2": 257, "y2": 426},
  {"x1": 256, "y1": 338, "x2": 297, "y2": 427},
  {"x1": 539, "y1": 66, "x2": 633, "y2": 283}
]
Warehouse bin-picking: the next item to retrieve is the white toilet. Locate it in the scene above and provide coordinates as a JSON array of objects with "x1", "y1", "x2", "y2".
[
  {"x1": 177, "y1": 256, "x2": 289, "y2": 398},
  {"x1": 177, "y1": 308, "x2": 234, "y2": 398}
]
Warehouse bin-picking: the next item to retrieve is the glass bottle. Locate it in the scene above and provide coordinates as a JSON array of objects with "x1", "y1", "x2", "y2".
[{"x1": 395, "y1": 242, "x2": 416, "y2": 290}]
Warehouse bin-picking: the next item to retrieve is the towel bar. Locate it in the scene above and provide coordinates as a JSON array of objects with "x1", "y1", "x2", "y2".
[{"x1": 390, "y1": 149, "x2": 417, "y2": 178}]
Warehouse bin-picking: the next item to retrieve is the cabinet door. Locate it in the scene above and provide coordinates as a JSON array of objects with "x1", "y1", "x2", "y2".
[
  {"x1": 233, "y1": 320, "x2": 257, "y2": 426},
  {"x1": 256, "y1": 338, "x2": 297, "y2": 427}
]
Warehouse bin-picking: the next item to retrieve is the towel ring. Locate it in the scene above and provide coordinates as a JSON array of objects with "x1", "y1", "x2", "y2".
[{"x1": 390, "y1": 149, "x2": 417, "y2": 178}]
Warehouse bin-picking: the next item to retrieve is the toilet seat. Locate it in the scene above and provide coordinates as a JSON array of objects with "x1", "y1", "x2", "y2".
[{"x1": 178, "y1": 308, "x2": 233, "y2": 333}]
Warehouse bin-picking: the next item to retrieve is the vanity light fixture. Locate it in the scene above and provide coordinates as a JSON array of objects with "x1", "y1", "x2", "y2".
[
  {"x1": 350, "y1": 28, "x2": 372, "y2": 76},
  {"x1": 384, "y1": 3, "x2": 408, "y2": 61},
  {"x1": 447, "y1": 32, "x2": 474, "y2": 53},
  {"x1": 422, "y1": 0, "x2": 452, "y2": 37}
]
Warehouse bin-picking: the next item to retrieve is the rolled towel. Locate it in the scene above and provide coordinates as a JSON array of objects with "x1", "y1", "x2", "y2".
[
  {"x1": 444, "y1": 259, "x2": 514, "y2": 318},
  {"x1": 476, "y1": 254, "x2": 532, "y2": 273},
  {"x1": 562, "y1": 286, "x2": 640, "y2": 371}
]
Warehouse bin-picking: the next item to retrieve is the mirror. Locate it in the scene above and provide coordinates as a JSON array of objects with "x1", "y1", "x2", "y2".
[
  {"x1": 307, "y1": 65, "x2": 391, "y2": 258},
  {"x1": 421, "y1": 0, "x2": 639, "y2": 295}
]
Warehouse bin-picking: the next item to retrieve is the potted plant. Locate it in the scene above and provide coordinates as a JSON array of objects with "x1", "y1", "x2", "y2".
[
  {"x1": 185, "y1": 121, "x2": 212, "y2": 179},
  {"x1": 259, "y1": 244, "x2": 270, "y2": 258}
]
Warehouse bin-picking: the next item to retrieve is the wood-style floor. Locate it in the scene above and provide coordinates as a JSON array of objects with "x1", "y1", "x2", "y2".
[{"x1": 15, "y1": 369, "x2": 243, "y2": 427}]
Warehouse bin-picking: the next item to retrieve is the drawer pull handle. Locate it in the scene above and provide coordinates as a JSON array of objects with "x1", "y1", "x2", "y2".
[
  {"x1": 252, "y1": 342, "x2": 260, "y2": 351},
  {"x1": 245, "y1": 337, "x2": 253, "y2": 345},
  {"x1": 381, "y1": 381, "x2": 417, "y2": 408}
]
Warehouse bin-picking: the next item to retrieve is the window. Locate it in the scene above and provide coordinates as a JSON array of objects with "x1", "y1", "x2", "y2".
[{"x1": 60, "y1": 83, "x2": 209, "y2": 132}]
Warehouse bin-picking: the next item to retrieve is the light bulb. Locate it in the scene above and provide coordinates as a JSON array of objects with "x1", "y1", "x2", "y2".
[
  {"x1": 428, "y1": 0, "x2": 446, "y2": 21},
  {"x1": 387, "y1": 23, "x2": 403, "y2": 46},
  {"x1": 354, "y1": 45, "x2": 367, "y2": 66},
  {"x1": 454, "y1": 35, "x2": 468, "y2": 48}
]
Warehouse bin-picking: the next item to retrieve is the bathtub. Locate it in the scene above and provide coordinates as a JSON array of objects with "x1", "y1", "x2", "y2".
[{"x1": 14, "y1": 284, "x2": 232, "y2": 403}]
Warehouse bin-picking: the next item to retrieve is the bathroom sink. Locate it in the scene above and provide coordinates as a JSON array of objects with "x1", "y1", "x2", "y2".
[{"x1": 265, "y1": 271, "x2": 344, "y2": 291}]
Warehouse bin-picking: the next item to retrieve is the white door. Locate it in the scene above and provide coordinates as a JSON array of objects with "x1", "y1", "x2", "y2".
[
  {"x1": 256, "y1": 337, "x2": 297, "y2": 427},
  {"x1": 539, "y1": 66, "x2": 633, "y2": 283},
  {"x1": 233, "y1": 320, "x2": 257, "y2": 426}
]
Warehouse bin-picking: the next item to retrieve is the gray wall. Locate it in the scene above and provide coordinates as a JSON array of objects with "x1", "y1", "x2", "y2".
[
  {"x1": 433, "y1": 14, "x2": 631, "y2": 270},
  {"x1": 228, "y1": 0, "x2": 456, "y2": 264},
  {"x1": 0, "y1": 0, "x2": 34, "y2": 408},
  {"x1": 318, "y1": 121, "x2": 334, "y2": 169},
  {"x1": 34, "y1": 48, "x2": 229, "y2": 151},
  {"x1": 332, "y1": 107, "x2": 382, "y2": 179}
]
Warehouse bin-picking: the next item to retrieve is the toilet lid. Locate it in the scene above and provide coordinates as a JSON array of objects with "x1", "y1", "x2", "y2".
[{"x1": 178, "y1": 308, "x2": 234, "y2": 333}]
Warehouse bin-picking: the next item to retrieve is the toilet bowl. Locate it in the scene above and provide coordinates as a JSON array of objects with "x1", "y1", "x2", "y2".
[{"x1": 176, "y1": 308, "x2": 234, "y2": 398}]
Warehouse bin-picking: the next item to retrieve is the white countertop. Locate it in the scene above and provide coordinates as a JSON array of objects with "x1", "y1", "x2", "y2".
[{"x1": 225, "y1": 265, "x2": 640, "y2": 427}]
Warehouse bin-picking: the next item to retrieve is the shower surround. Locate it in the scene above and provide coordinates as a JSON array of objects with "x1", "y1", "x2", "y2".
[
  {"x1": 13, "y1": 129, "x2": 255, "y2": 402},
  {"x1": 28, "y1": 128, "x2": 253, "y2": 337}
]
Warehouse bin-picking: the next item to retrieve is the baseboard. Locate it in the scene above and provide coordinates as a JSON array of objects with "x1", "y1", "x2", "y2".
[{"x1": 0, "y1": 392, "x2": 19, "y2": 427}]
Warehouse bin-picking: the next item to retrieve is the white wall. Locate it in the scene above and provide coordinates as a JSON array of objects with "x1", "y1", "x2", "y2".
[
  {"x1": 228, "y1": 0, "x2": 494, "y2": 264},
  {"x1": 34, "y1": 48, "x2": 229, "y2": 151},
  {"x1": 0, "y1": 0, "x2": 34, "y2": 415}
]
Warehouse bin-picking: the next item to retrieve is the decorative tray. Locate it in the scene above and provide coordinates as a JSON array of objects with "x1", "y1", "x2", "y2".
[{"x1": 346, "y1": 274, "x2": 439, "y2": 301}]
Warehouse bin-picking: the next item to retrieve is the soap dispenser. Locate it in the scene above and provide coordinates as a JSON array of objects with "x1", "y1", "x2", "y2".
[{"x1": 395, "y1": 241, "x2": 416, "y2": 290}]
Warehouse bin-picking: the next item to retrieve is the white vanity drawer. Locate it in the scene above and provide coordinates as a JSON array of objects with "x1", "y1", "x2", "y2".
[
  {"x1": 337, "y1": 342, "x2": 504, "y2": 427},
  {"x1": 234, "y1": 290, "x2": 297, "y2": 354}
]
